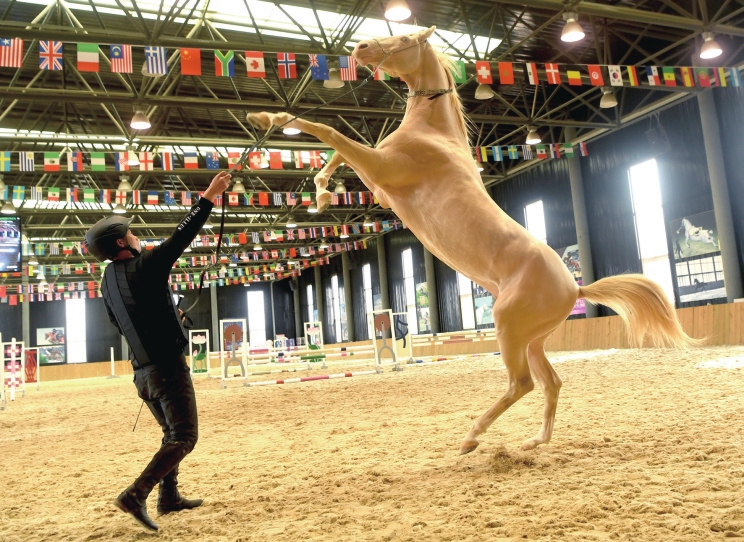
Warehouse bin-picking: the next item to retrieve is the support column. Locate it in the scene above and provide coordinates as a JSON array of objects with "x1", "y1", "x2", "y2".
[
  {"x1": 22, "y1": 274, "x2": 30, "y2": 346},
  {"x1": 423, "y1": 247, "x2": 440, "y2": 333},
  {"x1": 341, "y1": 251, "x2": 354, "y2": 342},
  {"x1": 566, "y1": 126, "x2": 597, "y2": 318},
  {"x1": 210, "y1": 284, "x2": 219, "y2": 353},
  {"x1": 697, "y1": 90, "x2": 743, "y2": 301},
  {"x1": 314, "y1": 266, "x2": 324, "y2": 342},
  {"x1": 293, "y1": 279, "x2": 302, "y2": 341},
  {"x1": 269, "y1": 281, "x2": 276, "y2": 341},
  {"x1": 376, "y1": 236, "x2": 390, "y2": 310}
]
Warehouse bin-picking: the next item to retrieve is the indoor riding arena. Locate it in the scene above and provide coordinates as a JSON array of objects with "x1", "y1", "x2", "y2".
[{"x1": 1, "y1": 1, "x2": 744, "y2": 541}]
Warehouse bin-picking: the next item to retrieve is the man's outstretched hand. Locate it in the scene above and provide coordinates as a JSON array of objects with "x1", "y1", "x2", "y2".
[{"x1": 202, "y1": 171, "x2": 232, "y2": 203}]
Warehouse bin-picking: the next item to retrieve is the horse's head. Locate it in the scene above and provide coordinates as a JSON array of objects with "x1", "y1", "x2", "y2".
[{"x1": 352, "y1": 26, "x2": 436, "y2": 78}]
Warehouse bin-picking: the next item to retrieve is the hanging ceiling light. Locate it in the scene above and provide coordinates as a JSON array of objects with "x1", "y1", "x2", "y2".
[
  {"x1": 339, "y1": 227, "x2": 349, "y2": 239},
  {"x1": 202, "y1": 220, "x2": 214, "y2": 229},
  {"x1": 1, "y1": 201, "x2": 16, "y2": 215},
  {"x1": 0, "y1": 174, "x2": 5, "y2": 192},
  {"x1": 130, "y1": 110, "x2": 151, "y2": 130},
  {"x1": 28, "y1": 256, "x2": 39, "y2": 266},
  {"x1": 184, "y1": 246, "x2": 192, "y2": 252},
  {"x1": 334, "y1": 180, "x2": 347, "y2": 193},
  {"x1": 232, "y1": 177, "x2": 246, "y2": 193},
  {"x1": 324, "y1": 68, "x2": 345, "y2": 89},
  {"x1": 283, "y1": 126, "x2": 301, "y2": 135},
  {"x1": 319, "y1": 238, "x2": 329, "y2": 250},
  {"x1": 474, "y1": 84, "x2": 496, "y2": 100},
  {"x1": 117, "y1": 175, "x2": 132, "y2": 192},
  {"x1": 525, "y1": 126, "x2": 541, "y2": 145},
  {"x1": 307, "y1": 203, "x2": 318, "y2": 213},
  {"x1": 286, "y1": 215, "x2": 297, "y2": 228},
  {"x1": 253, "y1": 243, "x2": 262, "y2": 251},
  {"x1": 561, "y1": 12, "x2": 585, "y2": 43},
  {"x1": 700, "y1": 32, "x2": 723, "y2": 59},
  {"x1": 113, "y1": 203, "x2": 127, "y2": 214},
  {"x1": 363, "y1": 214, "x2": 374, "y2": 227},
  {"x1": 384, "y1": 0, "x2": 411, "y2": 21},
  {"x1": 599, "y1": 88, "x2": 618, "y2": 109},
  {"x1": 127, "y1": 145, "x2": 139, "y2": 166}
]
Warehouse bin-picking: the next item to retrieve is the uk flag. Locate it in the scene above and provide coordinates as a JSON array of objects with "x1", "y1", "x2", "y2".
[{"x1": 39, "y1": 41, "x2": 63, "y2": 71}]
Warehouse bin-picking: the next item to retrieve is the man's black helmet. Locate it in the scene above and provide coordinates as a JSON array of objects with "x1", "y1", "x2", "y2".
[{"x1": 84, "y1": 215, "x2": 133, "y2": 262}]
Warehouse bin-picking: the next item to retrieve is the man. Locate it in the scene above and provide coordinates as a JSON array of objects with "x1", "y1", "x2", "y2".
[{"x1": 84, "y1": 171, "x2": 231, "y2": 532}]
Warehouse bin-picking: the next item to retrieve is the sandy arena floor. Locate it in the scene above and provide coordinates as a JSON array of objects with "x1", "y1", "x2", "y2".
[{"x1": 1, "y1": 346, "x2": 743, "y2": 541}]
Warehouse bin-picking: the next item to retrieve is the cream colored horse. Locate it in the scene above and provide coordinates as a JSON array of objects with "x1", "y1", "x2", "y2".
[{"x1": 247, "y1": 26, "x2": 700, "y2": 454}]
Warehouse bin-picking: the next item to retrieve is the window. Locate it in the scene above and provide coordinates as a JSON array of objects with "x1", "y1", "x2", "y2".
[
  {"x1": 402, "y1": 248, "x2": 419, "y2": 335},
  {"x1": 628, "y1": 159, "x2": 675, "y2": 304},
  {"x1": 306, "y1": 283, "x2": 315, "y2": 323},
  {"x1": 457, "y1": 272, "x2": 476, "y2": 330},
  {"x1": 524, "y1": 200, "x2": 547, "y2": 243},
  {"x1": 247, "y1": 290, "x2": 267, "y2": 347},
  {"x1": 362, "y1": 262, "x2": 373, "y2": 317},
  {"x1": 65, "y1": 298, "x2": 86, "y2": 363},
  {"x1": 330, "y1": 275, "x2": 347, "y2": 341}
]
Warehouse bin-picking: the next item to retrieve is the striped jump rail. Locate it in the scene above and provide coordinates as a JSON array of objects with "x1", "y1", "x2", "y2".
[{"x1": 244, "y1": 369, "x2": 379, "y2": 387}]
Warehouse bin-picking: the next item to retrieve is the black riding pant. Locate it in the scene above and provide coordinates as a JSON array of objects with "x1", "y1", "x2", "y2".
[{"x1": 130, "y1": 355, "x2": 198, "y2": 501}]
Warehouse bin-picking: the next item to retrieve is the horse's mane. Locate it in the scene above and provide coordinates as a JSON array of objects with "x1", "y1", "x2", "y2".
[{"x1": 432, "y1": 49, "x2": 473, "y2": 146}]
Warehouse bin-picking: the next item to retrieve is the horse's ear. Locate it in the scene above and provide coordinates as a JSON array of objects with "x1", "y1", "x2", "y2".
[{"x1": 416, "y1": 26, "x2": 436, "y2": 42}]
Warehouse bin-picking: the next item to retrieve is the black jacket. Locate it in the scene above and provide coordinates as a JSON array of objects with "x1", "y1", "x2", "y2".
[{"x1": 101, "y1": 198, "x2": 214, "y2": 366}]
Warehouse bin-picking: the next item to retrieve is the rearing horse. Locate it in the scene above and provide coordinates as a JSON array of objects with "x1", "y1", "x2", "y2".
[{"x1": 247, "y1": 26, "x2": 700, "y2": 454}]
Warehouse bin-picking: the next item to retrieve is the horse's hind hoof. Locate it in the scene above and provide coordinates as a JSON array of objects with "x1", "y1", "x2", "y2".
[
  {"x1": 246, "y1": 112, "x2": 272, "y2": 130},
  {"x1": 459, "y1": 439, "x2": 479, "y2": 455}
]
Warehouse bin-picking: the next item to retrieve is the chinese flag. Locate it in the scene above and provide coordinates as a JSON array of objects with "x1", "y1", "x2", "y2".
[{"x1": 180, "y1": 48, "x2": 202, "y2": 75}]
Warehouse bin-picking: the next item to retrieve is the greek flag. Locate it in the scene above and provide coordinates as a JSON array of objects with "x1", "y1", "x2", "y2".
[
  {"x1": 272, "y1": 192, "x2": 283, "y2": 206},
  {"x1": 145, "y1": 46, "x2": 168, "y2": 75}
]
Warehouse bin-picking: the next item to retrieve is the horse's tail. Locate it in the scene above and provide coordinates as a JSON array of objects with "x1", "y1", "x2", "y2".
[{"x1": 578, "y1": 274, "x2": 704, "y2": 348}]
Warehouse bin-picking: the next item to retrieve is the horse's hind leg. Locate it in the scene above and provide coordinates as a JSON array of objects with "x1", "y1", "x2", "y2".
[
  {"x1": 459, "y1": 334, "x2": 534, "y2": 455},
  {"x1": 520, "y1": 334, "x2": 562, "y2": 451},
  {"x1": 314, "y1": 152, "x2": 345, "y2": 213}
]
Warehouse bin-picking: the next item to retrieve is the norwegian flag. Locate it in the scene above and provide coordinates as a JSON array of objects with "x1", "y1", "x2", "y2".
[
  {"x1": 308, "y1": 150, "x2": 322, "y2": 168},
  {"x1": 39, "y1": 41, "x2": 63, "y2": 71},
  {"x1": 339, "y1": 55, "x2": 357, "y2": 81},
  {"x1": 276, "y1": 52, "x2": 297, "y2": 79}
]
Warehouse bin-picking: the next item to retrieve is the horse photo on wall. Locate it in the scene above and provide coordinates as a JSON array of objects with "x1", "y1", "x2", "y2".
[{"x1": 670, "y1": 210, "x2": 719, "y2": 260}]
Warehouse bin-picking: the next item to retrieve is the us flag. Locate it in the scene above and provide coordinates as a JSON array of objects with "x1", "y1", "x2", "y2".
[
  {"x1": 181, "y1": 191, "x2": 192, "y2": 205},
  {"x1": 0, "y1": 38, "x2": 23, "y2": 68},
  {"x1": 339, "y1": 55, "x2": 357, "y2": 81},
  {"x1": 110, "y1": 44, "x2": 132, "y2": 73}
]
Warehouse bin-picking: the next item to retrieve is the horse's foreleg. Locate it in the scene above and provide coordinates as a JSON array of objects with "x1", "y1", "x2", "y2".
[
  {"x1": 459, "y1": 334, "x2": 534, "y2": 455},
  {"x1": 247, "y1": 112, "x2": 380, "y2": 177},
  {"x1": 520, "y1": 335, "x2": 562, "y2": 451},
  {"x1": 314, "y1": 152, "x2": 345, "y2": 213}
]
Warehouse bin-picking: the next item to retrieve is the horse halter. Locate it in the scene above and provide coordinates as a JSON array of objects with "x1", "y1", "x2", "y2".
[{"x1": 371, "y1": 37, "x2": 453, "y2": 101}]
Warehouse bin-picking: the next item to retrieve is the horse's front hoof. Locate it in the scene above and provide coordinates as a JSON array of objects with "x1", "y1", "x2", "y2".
[
  {"x1": 459, "y1": 439, "x2": 479, "y2": 455},
  {"x1": 246, "y1": 112, "x2": 272, "y2": 130},
  {"x1": 316, "y1": 193, "x2": 332, "y2": 214}
]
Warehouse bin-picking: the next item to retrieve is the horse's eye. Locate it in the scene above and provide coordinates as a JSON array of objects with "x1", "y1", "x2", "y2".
[{"x1": 402, "y1": 37, "x2": 409, "y2": 43}]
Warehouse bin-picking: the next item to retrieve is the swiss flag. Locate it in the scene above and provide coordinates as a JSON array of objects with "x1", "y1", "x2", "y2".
[
  {"x1": 248, "y1": 151, "x2": 263, "y2": 169},
  {"x1": 475, "y1": 61, "x2": 492, "y2": 84},
  {"x1": 587, "y1": 65, "x2": 604, "y2": 86}
]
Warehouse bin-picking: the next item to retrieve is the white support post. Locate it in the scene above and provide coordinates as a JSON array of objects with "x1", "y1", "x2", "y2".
[{"x1": 107, "y1": 347, "x2": 119, "y2": 379}]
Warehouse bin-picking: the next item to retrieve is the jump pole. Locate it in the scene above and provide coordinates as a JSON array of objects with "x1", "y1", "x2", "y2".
[
  {"x1": 244, "y1": 369, "x2": 378, "y2": 387},
  {"x1": 107, "y1": 347, "x2": 119, "y2": 379}
]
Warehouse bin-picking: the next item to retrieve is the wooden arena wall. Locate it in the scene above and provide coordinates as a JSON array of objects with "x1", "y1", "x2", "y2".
[{"x1": 38, "y1": 301, "x2": 743, "y2": 382}]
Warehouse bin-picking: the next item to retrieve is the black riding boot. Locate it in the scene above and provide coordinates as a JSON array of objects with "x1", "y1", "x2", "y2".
[
  {"x1": 113, "y1": 485, "x2": 158, "y2": 532},
  {"x1": 157, "y1": 466, "x2": 203, "y2": 515}
]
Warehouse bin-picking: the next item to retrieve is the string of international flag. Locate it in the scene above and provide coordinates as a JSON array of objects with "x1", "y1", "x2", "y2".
[{"x1": 2, "y1": 37, "x2": 741, "y2": 87}]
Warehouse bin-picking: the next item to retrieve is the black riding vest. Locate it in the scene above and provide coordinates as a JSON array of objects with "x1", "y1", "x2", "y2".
[{"x1": 100, "y1": 199, "x2": 214, "y2": 368}]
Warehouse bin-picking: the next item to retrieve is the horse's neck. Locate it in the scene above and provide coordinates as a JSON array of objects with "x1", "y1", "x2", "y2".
[{"x1": 400, "y1": 52, "x2": 465, "y2": 144}]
